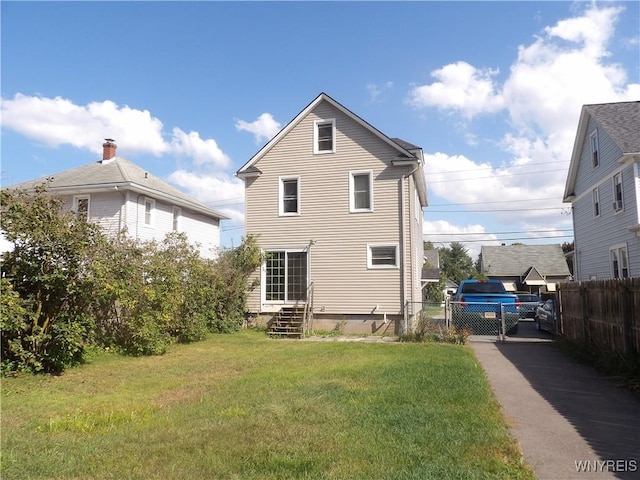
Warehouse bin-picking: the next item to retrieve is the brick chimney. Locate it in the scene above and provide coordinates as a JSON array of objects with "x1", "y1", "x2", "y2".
[{"x1": 102, "y1": 138, "x2": 117, "y2": 160}]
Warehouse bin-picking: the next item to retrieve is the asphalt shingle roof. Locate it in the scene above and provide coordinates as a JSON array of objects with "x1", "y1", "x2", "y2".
[
  {"x1": 584, "y1": 101, "x2": 640, "y2": 153},
  {"x1": 6, "y1": 157, "x2": 227, "y2": 220},
  {"x1": 481, "y1": 244, "x2": 571, "y2": 277}
]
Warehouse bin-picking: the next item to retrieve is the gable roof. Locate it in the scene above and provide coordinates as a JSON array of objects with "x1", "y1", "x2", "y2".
[
  {"x1": 481, "y1": 244, "x2": 571, "y2": 277},
  {"x1": 6, "y1": 157, "x2": 228, "y2": 220},
  {"x1": 422, "y1": 249, "x2": 440, "y2": 282},
  {"x1": 564, "y1": 101, "x2": 640, "y2": 201},
  {"x1": 236, "y1": 92, "x2": 428, "y2": 206}
]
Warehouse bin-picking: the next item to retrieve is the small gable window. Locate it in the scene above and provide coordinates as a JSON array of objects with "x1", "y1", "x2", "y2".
[
  {"x1": 314, "y1": 119, "x2": 335, "y2": 154},
  {"x1": 590, "y1": 130, "x2": 599, "y2": 168}
]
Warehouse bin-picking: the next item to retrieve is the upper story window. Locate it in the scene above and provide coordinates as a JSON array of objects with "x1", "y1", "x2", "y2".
[
  {"x1": 144, "y1": 198, "x2": 155, "y2": 226},
  {"x1": 73, "y1": 195, "x2": 90, "y2": 220},
  {"x1": 279, "y1": 176, "x2": 300, "y2": 216},
  {"x1": 610, "y1": 244, "x2": 629, "y2": 278},
  {"x1": 613, "y1": 173, "x2": 623, "y2": 212},
  {"x1": 349, "y1": 171, "x2": 373, "y2": 213},
  {"x1": 590, "y1": 130, "x2": 599, "y2": 168},
  {"x1": 314, "y1": 119, "x2": 335, "y2": 154},
  {"x1": 172, "y1": 206, "x2": 181, "y2": 231},
  {"x1": 592, "y1": 187, "x2": 600, "y2": 218},
  {"x1": 368, "y1": 244, "x2": 399, "y2": 269}
]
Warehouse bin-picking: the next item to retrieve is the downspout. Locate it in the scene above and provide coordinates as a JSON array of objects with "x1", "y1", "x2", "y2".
[
  {"x1": 402, "y1": 166, "x2": 420, "y2": 335},
  {"x1": 399, "y1": 177, "x2": 406, "y2": 334},
  {"x1": 114, "y1": 186, "x2": 127, "y2": 238}
]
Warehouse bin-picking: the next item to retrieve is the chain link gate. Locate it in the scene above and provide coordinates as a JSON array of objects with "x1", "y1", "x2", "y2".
[{"x1": 449, "y1": 301, "x2": 520, "y2": 341}]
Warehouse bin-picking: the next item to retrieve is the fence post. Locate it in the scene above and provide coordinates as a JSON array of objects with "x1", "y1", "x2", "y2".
[{"x1": 620, "y1": 279, "x2": 635, "y2": 355}]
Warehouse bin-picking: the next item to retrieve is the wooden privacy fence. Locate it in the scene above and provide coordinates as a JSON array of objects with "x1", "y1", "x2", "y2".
[{"x1": 558, "y1": 278, "x2": 640, "y2": 356}]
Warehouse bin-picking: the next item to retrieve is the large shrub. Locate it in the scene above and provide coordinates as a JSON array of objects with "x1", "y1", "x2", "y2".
[{"x1": 1, "y1": 184, "x2": 103, "y2": 373}]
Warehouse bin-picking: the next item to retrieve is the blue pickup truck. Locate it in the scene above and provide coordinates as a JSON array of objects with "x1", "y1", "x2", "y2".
[{"x1": 450, "y1": 279, "x2": 520, "y2": 335}]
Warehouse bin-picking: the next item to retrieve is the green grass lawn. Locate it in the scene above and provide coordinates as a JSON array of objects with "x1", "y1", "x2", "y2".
[{"x1": 1, "y1": 330, "x2": 534, "y2": 480}]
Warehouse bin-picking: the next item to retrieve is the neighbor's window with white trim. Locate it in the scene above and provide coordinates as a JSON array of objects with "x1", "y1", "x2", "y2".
[
  {"x1": 590, "y1": 130, "x2": 599, "y2": 168},
  {"x1": 610, "y1": 244, "x2": 629, "y2": 278},
  {"x1": 144, "y1": 198, "x2": 155, "y2": 226},
  {"x1": 73, "y1": 195, "x2": 90, "y2": 220},
  {"x1": 350, "y1": 170, "x2": 373, "y2": 212},
  {"x1": 368, "y1": 244, "x2": 399, "y2": 269},
  {"x1": 613, "y1": 173, "x2": 623, "y2": 212},
  {"x1": 592, "y1": 187, "x2": 600, "y2": 217},
  {"x1": 314, "y1": 119, "x2": 335, "y2": 154},
  {"x1": 172, "y1": 206, "x2": 181, "y2": 231},
  {"x1": 279, "y1": 176, "x2": 300, "y2": 216}
]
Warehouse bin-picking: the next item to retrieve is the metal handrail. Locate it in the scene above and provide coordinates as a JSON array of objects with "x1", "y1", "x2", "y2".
[{"x1": 303, "y1": 282, "x2": 314, "y2": 336}]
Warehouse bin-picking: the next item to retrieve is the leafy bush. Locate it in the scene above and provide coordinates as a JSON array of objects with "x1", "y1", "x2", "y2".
[
  {"x1": 1, "y1": 182, "x2": 263, "y2": 372},
  {"x1": 402, "y1": 316, "x2": 470, "y2": 345},
  {"x1": 1, "y1": 184, "x2": 101, "y2": 373}
]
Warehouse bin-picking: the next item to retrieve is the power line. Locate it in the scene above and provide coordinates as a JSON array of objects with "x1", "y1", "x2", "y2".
[
  {"x1": 427, "y1": 207, "x2": 565, "y2": 213},
  {"x1": 441, "y1": 234, "x2": 574, "y2": 243},
  {"x1": 427, "y1": 168, "x2": 567, "y2": 184},
  {"x1": 425, "y1": 160, "x2": 568, "y2": 175},
  {"x1": 424, "y1": 229, "x2": 573, "y2": 236},
  {"x1": 428, "y1": 197, "x2": 561, "y2": 206}
]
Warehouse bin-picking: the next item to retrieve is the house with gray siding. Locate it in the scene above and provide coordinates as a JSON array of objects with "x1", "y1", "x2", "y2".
[
  {"x1": 6, "y1": 140, "x2": 227, "y2": 258},
  {"x1": 236, "y1": 93, "x2": 428, "y2": 334},
  {"x1": 480, "y1": 244, "x2": 572, "y2": 294},
  {"x1": 563, "y1": 101, "x2": 640, "y2": 280}
]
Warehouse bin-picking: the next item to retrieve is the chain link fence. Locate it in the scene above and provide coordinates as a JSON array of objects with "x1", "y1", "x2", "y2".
[{"x1": 449, "y1": 301, "x2": 520, "y2": 339}]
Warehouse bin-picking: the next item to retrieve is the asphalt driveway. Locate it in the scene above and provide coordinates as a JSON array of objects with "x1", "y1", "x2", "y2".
[{"x1": 471, "y1": 320, "x2": 640, "y2": 480}]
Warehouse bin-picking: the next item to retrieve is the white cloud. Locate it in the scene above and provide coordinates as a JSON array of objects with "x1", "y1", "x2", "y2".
[
  {"x1": 367, "y1": 81, "x2": 394, "y2": 103},
  {"x1": 167, "y1": 169, "x2": 245, "y2": 224},
  {"x1": 422, "y1": 220, "x2": 498, "y2": 260},
  {"x1": 0, "y1": 94, "x2": 231, "y2": 165},
  {"x1": 235, "y1": 113, "x2": 281, "y2": 143},
  {"x1": 408, "y1": 62, "x2": 505, "y2": 119},
  {"x1": 414, "y1": 3, "x2": 637, "y2": 252}
]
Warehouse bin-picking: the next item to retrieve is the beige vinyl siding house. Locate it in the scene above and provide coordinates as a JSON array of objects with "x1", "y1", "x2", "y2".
[
  {"x1": 6, "y1": 140, "x2": 228, "y2": 259},
  {"x1": 237, "y1": 93, "x2": 428, "y2": 334}
]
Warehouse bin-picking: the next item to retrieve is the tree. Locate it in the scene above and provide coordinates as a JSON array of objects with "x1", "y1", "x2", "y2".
[
  {"x1": 439, "y1": 242, "x2": 474, "y2": 284},
  {"x1": 1, "y1": 183, "x2": 104, "y2": 373}
]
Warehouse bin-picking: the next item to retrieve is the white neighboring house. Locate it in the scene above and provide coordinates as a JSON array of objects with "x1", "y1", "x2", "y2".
[
  {"x1": 236, "y1": 93, "x2": 428, "y2": 334},
  {"x1": 4, "y1": 140, "x2": 228, "y2": 259},
  {"x1": 563, "y1": 101, "x2": 640, "y2": 280}
]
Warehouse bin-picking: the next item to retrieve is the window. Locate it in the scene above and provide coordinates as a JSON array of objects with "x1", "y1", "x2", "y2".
[
  {"x1": 314, "y1": 119, "x2": 335, "y2": 154},
  {"x1": 613, "y1": 173, "x2": 623, "y2": 212},
  {"x1": 368, "y1": 244, "x2": 399, "y2": 269},
  {"x1": 73, "y1": 195, "x2": 90, "y2": 220},
  {"x1": 264, "y1": 250, "x2": 308, "y2": 302},
  {"x1": 144, "y1": 198, "x2": 155, "y2": 226},
  {"x1": 592, "y1": 187, "x2": 600, "y2": 217},
  {"x1": 610, "y1": 244, "x2": 629, "y2": 278},
  {"x1": 590, "y1": 130, "x2": 599, "y2": 168},
  {"x1": 349, "y1": 171, "x2": 373, "y2": 212},
  {"x1": 279, "y1": 176, "x2": 300, "y2": 215},
  {"x1": 172, "y1": 207, "x2": 181, "y2": 231}
]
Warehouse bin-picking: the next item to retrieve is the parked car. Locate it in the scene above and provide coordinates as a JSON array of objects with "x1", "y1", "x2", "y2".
[
  {"x1": 535, "y1": 298, "x2": 557, "y2": 334},
  {"x1": 516, "y1": 293, "x2": 541, "y2": 319}
]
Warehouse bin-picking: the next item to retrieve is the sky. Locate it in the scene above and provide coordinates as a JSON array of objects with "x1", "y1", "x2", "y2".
[{"x1": 2, "y1": 1, "x2": 639, "y2": 259}]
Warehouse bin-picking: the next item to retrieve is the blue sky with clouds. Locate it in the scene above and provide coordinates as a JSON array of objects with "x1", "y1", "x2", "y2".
[{"x1": 2, "y1": 1, "x2": 639, "y2": 257}]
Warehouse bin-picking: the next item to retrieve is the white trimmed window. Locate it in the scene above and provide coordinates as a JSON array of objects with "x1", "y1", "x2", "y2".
[
  {"x1": 263, "y1": 250, "x2": 308, "y2": 302},
  {"x1": 592, "y1": 187, "x2": 600, "y2": 218},
  {"x1": 172, "y1": 206, "x2": 181, "y2": 231},
  {"x1": 613, "y1": 173, "x2": 623, "y2": 212},
  {"x1": 314, "y1": 119, "x2": 335, "y2": 154},
  {"x1": 144, "y1": 198, "x2": 155, "y2": 226},
  {"x1": 368, "y1": 244, "x2": 399, "y2": 269},
  {"x1": 73, "y1": 195, "x2": 90, "y2": 220},
  {"x1": 279, "y1": 176, "x2": 300, "y2": 216},
  {"x1": 590, "y1": 130, "x2": 599, "y2": 168},
  {"x1": 349, "y1": 170, "x2": 373, "y2": 212},
  {"x1": 610, "y1": 244, "x2": 629, "y2": 278}
]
